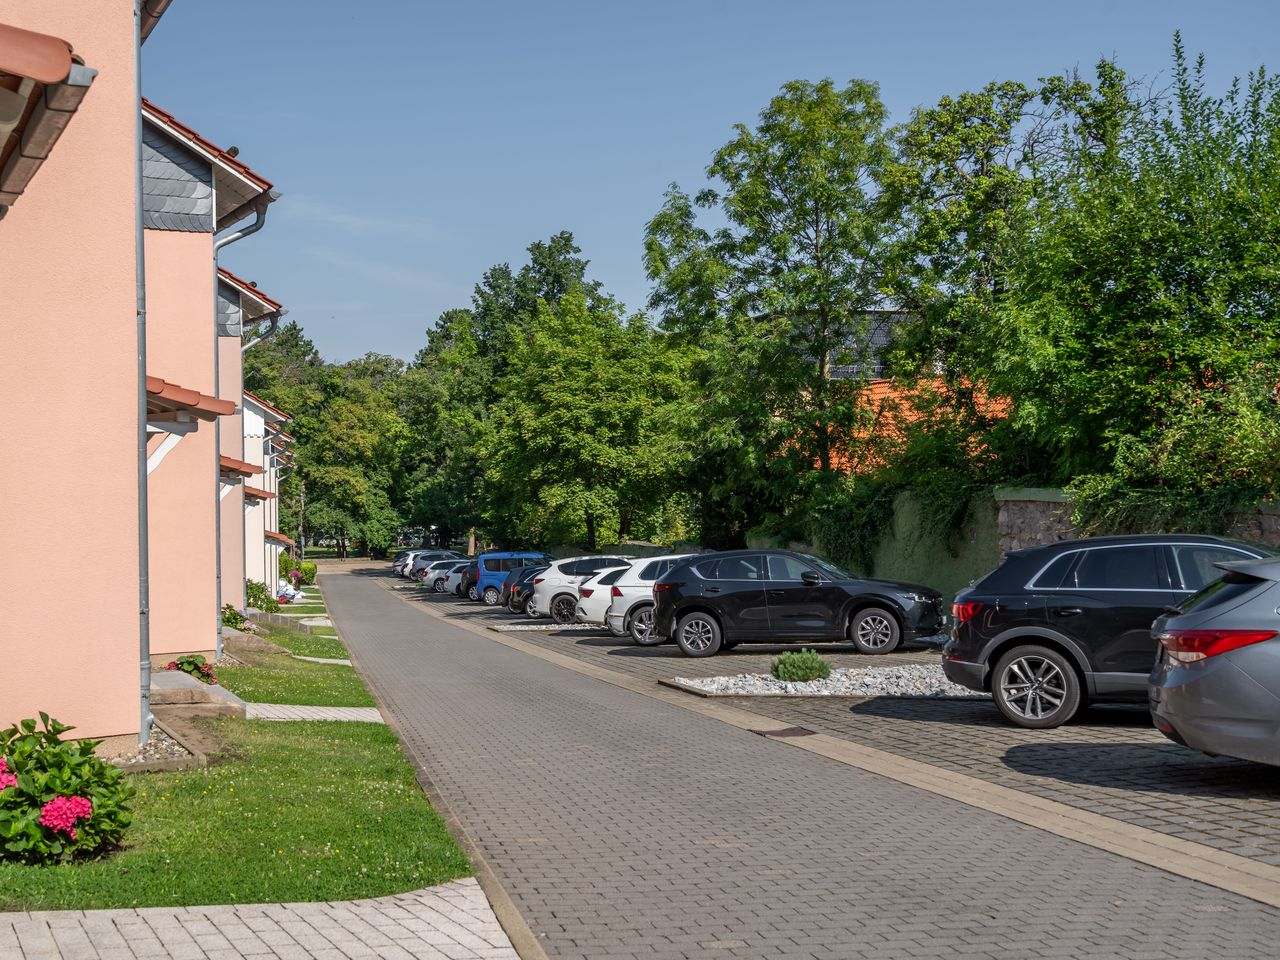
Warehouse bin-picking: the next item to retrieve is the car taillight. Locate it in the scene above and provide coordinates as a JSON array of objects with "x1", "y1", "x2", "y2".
[
  {"x1": 654, "y1": 583, "x2": 674, "y2": 592},
  {"x1": 533, "y1": 578, "x2": 544, "y2": 585},
  {"x1": 952, "y1": 601, "x2": 983, "y2": 623},
  {"x1": 611, "y1": 586, "x2": 623, "y2": 597},
  {"x1": 1158, "y1": 629, "x2": 1277, "y2": 663},
  {"x1": 580, "y1": 588, "x2": 594, "y2": 598}
]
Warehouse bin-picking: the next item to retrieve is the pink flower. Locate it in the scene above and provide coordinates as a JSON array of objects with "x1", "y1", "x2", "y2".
[
  {"x1": 0, "y1": 757, "x2": 16, "y2": 792},
  {"x1": 39, "y1": 795, "x2": 93, "y2": 839},
  {"x1": 166, "y1": 661, "x2": 179, "y2": 671}
]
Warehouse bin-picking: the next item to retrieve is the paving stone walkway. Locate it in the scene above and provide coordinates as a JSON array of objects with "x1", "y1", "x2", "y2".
[
  {"x1": 328, "y1": 566, "x2": 1280, "y2": 959},
  {"x1": 244, "y1": 703, "x2": 383, "y2": 722},
  {"x1": 1, "y1": 878, "x2": 517, "y2": 959}
]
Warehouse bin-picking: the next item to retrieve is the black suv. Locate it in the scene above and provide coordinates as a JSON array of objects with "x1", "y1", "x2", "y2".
[
  {"x1": 943, "y1": 534, "x2": 1272, "y2": 728},
  {"x1": 653, "y1": 549, "x2": 944, "y2": 657}
]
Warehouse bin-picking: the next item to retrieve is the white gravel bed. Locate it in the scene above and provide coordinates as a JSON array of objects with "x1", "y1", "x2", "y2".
[
  {"x1": 673, "y1": 663, "x2": 988, "y2": 698},
  {"x1": 110, "y1": 727, "x2": 191, "y2": 767},
  {"x1": 491, "y1": 622, "x2": 600, "y2": 632}
]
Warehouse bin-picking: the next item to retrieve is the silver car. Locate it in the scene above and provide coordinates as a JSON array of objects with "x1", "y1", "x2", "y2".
[{"x1": 1149, "y1": 557, "x2": 1280, "y2": 766}]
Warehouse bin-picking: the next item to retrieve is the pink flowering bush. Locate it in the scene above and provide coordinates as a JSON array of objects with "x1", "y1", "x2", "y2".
[
  {"x1": 0, "y1": 714, "x2": 134, "y2": 863},
  {"x1": 166, "y1": 654, "x2": 218, "y2": 686}
]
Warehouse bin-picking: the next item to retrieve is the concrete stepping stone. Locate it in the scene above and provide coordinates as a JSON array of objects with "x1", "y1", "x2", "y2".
[
  {"x1": 292, "y1": 655, "x2": 353, "y2": 666},
  {"x1": 246, "y1": 703, "x2": 383, "y2": 722}
]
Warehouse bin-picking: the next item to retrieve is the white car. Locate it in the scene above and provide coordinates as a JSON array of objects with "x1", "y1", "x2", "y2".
[
  {"x1": 421, "y1": 558, "x2": 464, "y2": 589},
  {"x1": 440, "y1": 561, "x2": 471, "y2": 595},
  {"x1": 529, "y1": 555, "x2": 630, "y2": 623},
  {"x1": 574, "y1": 565, "x2": 633, "y2": 626},
  {"x1": 409, "y1": 551, "x2": 463, "y2": 578},
  {"x1": 605, "y1": 553, "x2": 694, "y2": 644},
  {"x1": 394, "y1": 549, "x2": 433, "y2": 576}
]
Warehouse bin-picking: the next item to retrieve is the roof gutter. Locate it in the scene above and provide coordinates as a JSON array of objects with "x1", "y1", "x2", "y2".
[
  {"x1": 242, "y1": 308, "x2": 286, "y2": 353},
  {"x1": 215, "y1": 188, "x2": 279, "y2": 247}
]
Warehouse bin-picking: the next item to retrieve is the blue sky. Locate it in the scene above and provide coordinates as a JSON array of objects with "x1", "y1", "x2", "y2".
[{"x1": 144, "y1": 0, "x2": 1279, "y2": 363}]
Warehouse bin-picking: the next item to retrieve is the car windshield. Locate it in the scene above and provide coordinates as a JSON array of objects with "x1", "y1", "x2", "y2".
[{"x1": 800, "y1": 554, "x2": 851, "y2": 581}]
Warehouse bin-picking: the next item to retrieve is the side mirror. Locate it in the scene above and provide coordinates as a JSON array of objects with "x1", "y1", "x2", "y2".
[{"x1": 801, "y1": 570, "x2": 821, "y2": 586}]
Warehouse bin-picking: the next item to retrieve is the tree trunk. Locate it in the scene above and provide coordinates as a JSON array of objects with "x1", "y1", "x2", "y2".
[{"x1": 585, "y1": 509, "x2": 597, "y2": 551}]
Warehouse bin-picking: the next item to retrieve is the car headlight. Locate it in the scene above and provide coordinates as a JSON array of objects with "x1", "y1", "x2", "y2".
[{"x1": 905, "y1": 592, "x2": 935, "y2": 603}]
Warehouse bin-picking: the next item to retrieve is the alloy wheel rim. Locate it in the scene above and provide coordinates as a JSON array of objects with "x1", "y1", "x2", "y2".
[
  {"x1": 681, "y1": 618, "x2": 714, "y2": 652},
  {"x1": 856, "y1": 614, "x2": 893, "y2": 649},
  {"x1": 553, "y1": 597, "x2": 575, "y2": 621},
  {"x1": 633, "y1": 609, "x2": 653, "y2": 641},
  {"x1": 1000, "y1": 657, "x2": 1067, "y2": 719}
]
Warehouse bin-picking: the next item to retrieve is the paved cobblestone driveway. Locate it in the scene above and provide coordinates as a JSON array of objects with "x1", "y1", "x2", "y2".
[
  {"x1": 332, "y1": 568, "x2": 1280, "y2": 959},
  {"x1": 395, "y1": 582, "x2": 1280, "y2": 869}
]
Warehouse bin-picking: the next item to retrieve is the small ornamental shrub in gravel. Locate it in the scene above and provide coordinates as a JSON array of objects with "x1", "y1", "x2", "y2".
[
  {"x1": 0, "y1": 714, "x2": 134, "y2": 863},
  {"x1": 166, "y1": 655, "x2": 218, "y2": 686},
  {"x1": 246, "y1": 580, "x2": 279, "y2": 613},
  {"x1": 771, "y1": 649, "x2": 832, "y2": 682},
  {"x1": 220, "y1": 604, "x2": 247, "y2": 629}
]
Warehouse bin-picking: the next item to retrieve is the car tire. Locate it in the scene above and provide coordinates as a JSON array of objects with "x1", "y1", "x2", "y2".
[
  {"x1": 551, "y1": 594, "x2": 577, "y2": 624},
  {"x1": 991, "y1": 645, "x2": 1081, "y2": 729},
  {"x1": 628, "y1": 605, "x2": 661, "y2": 646},
  {"x1": 507, "y1": 593, "x2": 522, "y2": 613},
  {"x1": 432, "y1": 578, "x2": 445, "y2": 592},
  {"x1": 467, "y1": 584, "x2": 480, "y2": 601},
  {"x1": 675, "y1": 612, "x2": 722, "y2": 657},
  {"x1": 523, "y1": 596, "x2": 537, "y2": 617},
  {"x1": 850, "y1": 607, "x2": 901, "y2": 655},
  {"x1": 482, "y1": 586, "x2": 501, "y2": 606}
]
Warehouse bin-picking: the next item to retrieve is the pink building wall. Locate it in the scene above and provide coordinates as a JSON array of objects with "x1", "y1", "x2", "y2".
[
  {"x1": 219, "y1": 338, "x2": 246, "y2": 607},
  {"x1": 144, "y1": 230, "x2": 219, "y2": 657},
  {"x1": 0, "y1": 1, "x2": 141, "y2": 738}
]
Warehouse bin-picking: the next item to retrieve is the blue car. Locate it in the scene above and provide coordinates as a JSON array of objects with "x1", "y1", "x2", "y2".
[{"x1": 474, "y1": 552, "x2": 552, "y2": 605}]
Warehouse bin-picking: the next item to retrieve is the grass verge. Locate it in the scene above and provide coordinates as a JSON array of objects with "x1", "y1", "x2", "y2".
[
  {"x1": 261, "y1": 623, "x2": 349, "y2": 661},
  {"x1": 0, "y1": 719, "x2": 470, "y2": 909},
  {"x1": 217, "y1": 649, "x2": 373, "y2": 706}
]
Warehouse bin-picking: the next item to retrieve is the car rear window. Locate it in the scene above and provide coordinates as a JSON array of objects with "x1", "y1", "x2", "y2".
[
  {"x1": 1029, "y1": 552, "x2": 1076, "y2": 589},
  {"x1": 698, "y1": 556, "x2": 765, "y2": 581},
  {"x1": 1178, "y1": 570, "x2": 1270, "y2": 613},
  {"x1": 1173, "y1": 545, "x2": 1257, "y2": 591}
]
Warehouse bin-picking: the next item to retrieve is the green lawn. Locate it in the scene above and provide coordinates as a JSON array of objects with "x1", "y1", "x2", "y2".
[
  {"x1": 262, "y1": 624, "x2": 349, "y2": 661},
  {"x1": 0, "y1": 720, "x2": 470, "y2": 909},
  {"x1": 217, "y1": 651, "x2": 373, "y2": 706}
]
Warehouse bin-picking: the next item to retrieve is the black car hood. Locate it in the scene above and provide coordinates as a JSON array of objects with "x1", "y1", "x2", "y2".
[{"x1": 841, "y1": 577, "x2": 940, "y2": 597}]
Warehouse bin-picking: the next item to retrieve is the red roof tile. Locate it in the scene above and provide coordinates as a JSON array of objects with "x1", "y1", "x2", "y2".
[{"x1": 141, "y1": 98, "x2": 272, "y2": 193}]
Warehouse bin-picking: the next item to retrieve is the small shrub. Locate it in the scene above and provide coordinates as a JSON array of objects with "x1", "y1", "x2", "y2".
[
  {"x1": 246, "y1": 580, "x2": 279, "y2": 613},
  {"x1": 300, "y1": 562, "x2": 317, "y2": 585},
  {"x1": 277, "y1": 551, "x2": 293, "y2": 579},
  {"x1": 220, "y1": 604, "x2": 247, "y2": 629},
  {"x1": 0, "y1": 714, "x2": 135, "y2": 863},
  {"x1": 771, "y1": 649, "x2": 832, "y2": 683},
  {"x1": 165, "y1": 655, "x2": 218, "y2": 686}
]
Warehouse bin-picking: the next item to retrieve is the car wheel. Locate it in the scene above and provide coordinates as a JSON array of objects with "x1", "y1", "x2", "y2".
[
  {"x1": 992, "y1": 645, "x2": 1081, "y2": 729},
  {"x1": 675, "y1": 612, "x2": 722, "y2": 657},
  {"x1": 551, "y1": 594, "x2": 577, "y2": 624},
  {"x1": 483, "y1": 586, "x2": 501, "y2": 606},
  {"x1": 433, "y1": 578, "x2": 445, "y2": 592},
  {"x1": 850, "y1": 607, "x2": 901, "y2": 654},
  {"x1": 523, "y1": 596, "x2": 537, "y2": 617},
  {"x1": 508, "y1": 593, "x2": 522, "y2": 613},
  {"x1": 467, "y1": 585, "x2": 480, "y2": 601},
  {"x1": 628, "y1": 605, "x2": 660, "y2": 646}
]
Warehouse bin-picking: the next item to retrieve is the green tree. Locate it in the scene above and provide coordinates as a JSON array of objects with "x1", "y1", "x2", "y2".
[{"x1": 645, "y1": 78, "x2": 898, "y2": 540}]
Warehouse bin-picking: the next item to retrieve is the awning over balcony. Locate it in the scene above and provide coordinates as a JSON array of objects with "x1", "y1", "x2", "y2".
[
  {"x1": 265, "y1": 530, "x2": 295, "y2": 548},
  {"x1": 244, "y1": 485, "x2": 275, "y2": 500},
  {"x1": 0, "y1": 22, "x2": 97, "y2": 215}
]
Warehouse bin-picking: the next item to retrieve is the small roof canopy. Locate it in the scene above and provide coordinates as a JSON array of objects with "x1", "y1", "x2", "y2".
[
  {"x1": 147, "y1": 375, "x2": 234, "y2": 420},
  {"x1": 219, "y1": 454, "x2": 262, "y2": 478},
  {"x1": 218, "y1": 267, "x2": 283, "y2": 322},
  {"x1": 265, "y1": 530, "x2": 295, "y2": 547},
  {"x1": 243, "y1": 391, "x2": 290, "y2": 423},
  {"x1": 244, "y1": 485, "x2": 275, "y2": 500},
  {"x1": 0, "y1": 22, "x2": 97, "y2": 215}
]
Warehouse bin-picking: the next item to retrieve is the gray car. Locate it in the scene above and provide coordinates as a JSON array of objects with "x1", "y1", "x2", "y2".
[{"x1": 1149, "y1": 557, "x2": 1280, "y2": 766}]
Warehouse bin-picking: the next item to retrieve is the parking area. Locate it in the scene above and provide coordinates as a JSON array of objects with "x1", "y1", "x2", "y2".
[{"x1": 387, "y1": 576, "x2": 1280, "y2": 871}]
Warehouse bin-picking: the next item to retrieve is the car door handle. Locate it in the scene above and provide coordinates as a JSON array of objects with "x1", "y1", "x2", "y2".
[
  {"x1": 705, "y1": 586, "x2": 721, "y2": 594},
  {"x1": 768, "y1": 590, "x2": 786, "y2": 597},
  {"x1": 1052, "y1": 607, "x2": 1083, "y2": 617}
]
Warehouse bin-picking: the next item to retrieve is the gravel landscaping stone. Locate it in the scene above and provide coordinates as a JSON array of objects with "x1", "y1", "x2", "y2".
[
  {"x1": 110, "y1": 727, "x2": 191, "y2": 767},
  {"x1": 673, "y1": 663, "x2": 988, "y2": 698}
]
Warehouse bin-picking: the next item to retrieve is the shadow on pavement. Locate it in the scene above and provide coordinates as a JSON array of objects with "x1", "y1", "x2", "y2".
[{"x1": 1000, "y1": 740, "x2": 1280, "y2": 799}]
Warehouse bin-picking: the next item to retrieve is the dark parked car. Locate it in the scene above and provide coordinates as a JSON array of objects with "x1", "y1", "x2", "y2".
[
  {"x1": 652, "y1": 549, "x2": 944, "y2": 658},
  {"x1": 457, "y1": 561, "x2": 480, "y2": 599},
  {"x1": 503, "y1": 564, "x2": 546, "y2": 614},
  {"x1": 1150, "y1": 558, "x2": 1280, "y2": 766},
  {"x1": 943, "y1": 535, "x2": 1273, "y2": 728}
]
